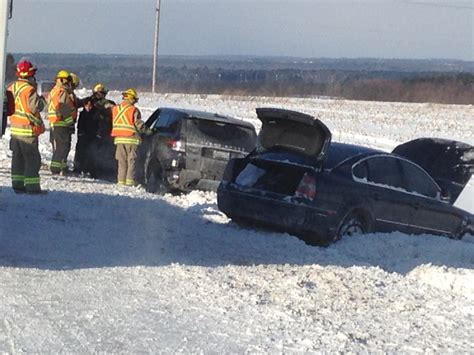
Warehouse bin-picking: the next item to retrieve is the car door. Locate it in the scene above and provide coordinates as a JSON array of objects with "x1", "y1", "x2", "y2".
[
  {"x1": 141, "y1": 109, "x2": 183, "y2": 178},
  {"x1": 398, "y1": 159, "x2": 463, "y2": 237},
  {"x1": 150, "y1": 109, "x2": 183, "y2": 158},
  {"x1": 359, "y1": 156, "x2": 417, "y2": 233}
]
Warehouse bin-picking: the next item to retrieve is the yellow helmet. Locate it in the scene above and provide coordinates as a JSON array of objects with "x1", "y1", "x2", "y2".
[
  {"x1": 122, "y1": 88, "x2": 139, "y2": 101},
  {"x1": 56, "y1": 70, "x2": 70, "y2": 80},
  {"x1": 93, "y1": 83, "x2": 107, "y2": 94},
  {"x1": 70, "y1": 73, "x2": 80, "y2": 88}
]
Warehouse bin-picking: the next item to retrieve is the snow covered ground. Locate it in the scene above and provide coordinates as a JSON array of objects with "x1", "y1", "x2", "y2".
[{"x1": 0, "y1": 93, "x2": 473, "y2": 353}]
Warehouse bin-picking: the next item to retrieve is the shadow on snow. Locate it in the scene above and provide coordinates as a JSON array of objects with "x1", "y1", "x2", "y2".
[{"x1": 0, "y1": 184, "x2": 472, "y2": 274}]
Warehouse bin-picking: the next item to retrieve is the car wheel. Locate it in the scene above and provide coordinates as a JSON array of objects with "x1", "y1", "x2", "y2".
[
  {"x1": 337, "y1": 213, "x2": 368, "y2": 240},
  {"x1": 145, "y1": 163, "x2": 168, "y2": 194}
]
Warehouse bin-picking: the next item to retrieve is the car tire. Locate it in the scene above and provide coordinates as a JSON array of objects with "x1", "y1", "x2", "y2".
[
  {"x1": 145, "y1": 163, "x2": 168, "y2": 194},
  {"x1": 337, "y1": 213, "x2": 368, "y2": 240}
]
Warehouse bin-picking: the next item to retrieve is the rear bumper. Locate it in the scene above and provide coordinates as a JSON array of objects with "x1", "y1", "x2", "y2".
[
  {"x1": 217, "y1": 182, "x2": 339, "y2": 240},
  {"x1": 164, "y1": 168, "x2": 220, "y2": 192}
]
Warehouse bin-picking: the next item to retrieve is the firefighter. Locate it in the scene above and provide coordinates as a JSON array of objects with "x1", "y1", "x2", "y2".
[
  {"x1": 68, "y1": 72, "x2": 83, "y2": 164},
  {"x1": 7, "y1": 59, "x2": 46, "y2": 194},
  {"x1": 48, "y1": 70, "x2": 76, "y2": 175},
  {"x1": 111, "y1": 88, "x2": 150, "y2": 186},
  {"x1": 69, "y1": 72, "x2": 84, "y2": 109},
  {"x1": 70, "y1": 72, "x2": 80, "y2": 90},
  {"x1": 90, "y1": 83, "x2": 115, "y2": 138}
]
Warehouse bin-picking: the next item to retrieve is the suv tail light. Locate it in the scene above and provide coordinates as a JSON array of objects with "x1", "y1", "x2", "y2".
[
  {"x1": 167, "y1": 140, "x2": 185, "y2": 152},
  {"x1": 295, "y1": 172, "x2": 316, "y2": 200}
]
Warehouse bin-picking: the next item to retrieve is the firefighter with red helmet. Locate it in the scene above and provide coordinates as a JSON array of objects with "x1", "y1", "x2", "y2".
[
  {"x1": 48, "y1": 70, "x2": 76, "y2": 175},
  {"x1": 111, "y1": 88, "x2": 151, "y2": 186},
  {"x1": 7, "y1": 59, "x2": 46, "y2": 194}
]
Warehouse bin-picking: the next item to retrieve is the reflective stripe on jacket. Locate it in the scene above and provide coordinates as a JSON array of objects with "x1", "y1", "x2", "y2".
[
  {"x1": 111, "y1": 102, "x2": 141, "y2": 145},
  {"x1": 48, "y1": 84, "x2": 75, "y2": 127},
  {"x1": 8, "y1": 80, "x2": 44, "y2": 137}
]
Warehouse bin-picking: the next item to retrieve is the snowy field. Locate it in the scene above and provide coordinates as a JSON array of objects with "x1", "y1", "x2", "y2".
[{"x1": 0, "y1": 93, "x2": 473, "y2": 353}]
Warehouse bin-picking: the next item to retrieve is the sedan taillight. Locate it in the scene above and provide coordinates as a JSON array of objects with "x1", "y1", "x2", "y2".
[{"x1": 295, "y1": 172, "x2": 316, "y2": 200}]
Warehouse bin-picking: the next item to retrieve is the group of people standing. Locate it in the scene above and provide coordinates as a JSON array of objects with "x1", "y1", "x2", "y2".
[{"x1": 5, "y1": 58, "x2": 150, "y2": 195}]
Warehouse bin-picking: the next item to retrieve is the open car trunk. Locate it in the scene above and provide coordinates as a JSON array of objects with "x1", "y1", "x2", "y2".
[
  {"x1": 229, "y1": 108, "x2": 331, "y2": 197},
  {"x1": 256, "y1": 108, "x2": 331, "y2": 164},
  {"x1": 392, "y1": 138, "x2": 474, "y2": 203},
  {"x1": 235, "y1": 159, "x2": 311, "y2": 196}
]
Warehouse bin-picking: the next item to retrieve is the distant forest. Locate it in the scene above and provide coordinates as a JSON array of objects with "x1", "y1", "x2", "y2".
[{"x1": 11, "y1": 53, "x2": 474, "y2": 105}]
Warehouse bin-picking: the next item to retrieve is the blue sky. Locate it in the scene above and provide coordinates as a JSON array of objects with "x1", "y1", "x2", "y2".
[{"x1": 6, "y1": 0, "x2": 473, "y2": 60}]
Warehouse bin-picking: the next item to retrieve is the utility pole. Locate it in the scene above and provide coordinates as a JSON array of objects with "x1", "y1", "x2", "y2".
[
  {"x1": 0, "y1": 0, "x2": 11, "y2": 137},
  {"x1": 152, "y1": 0, "x2": 161, "y2": 93}
]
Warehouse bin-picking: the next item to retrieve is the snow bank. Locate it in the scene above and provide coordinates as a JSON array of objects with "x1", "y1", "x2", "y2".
[{"x1": 0, "y1": 94, "x2": 473, "y2": 352}]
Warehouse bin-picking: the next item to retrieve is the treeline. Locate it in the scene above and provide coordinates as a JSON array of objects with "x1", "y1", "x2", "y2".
[
  {"x1": 156, "y1": 68, "x2": 474, "y2": 105},
  {"x1": 13, "y1": 53, "x2": 474, "y2": 104}
]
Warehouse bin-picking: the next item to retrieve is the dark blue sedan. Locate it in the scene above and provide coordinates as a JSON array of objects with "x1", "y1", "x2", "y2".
[{"x1": 217, "y1": 108, "x2": 474, "y2": 246}]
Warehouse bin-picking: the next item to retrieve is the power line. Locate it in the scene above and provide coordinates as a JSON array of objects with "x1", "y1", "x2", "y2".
[{"x1": 400, "y1": 0, "x2": 474, "y2": 10}]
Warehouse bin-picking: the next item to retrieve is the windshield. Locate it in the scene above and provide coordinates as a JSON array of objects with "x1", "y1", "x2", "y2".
[{"x1": 186, "y1": 118, "x2": 256, "y2": 151}]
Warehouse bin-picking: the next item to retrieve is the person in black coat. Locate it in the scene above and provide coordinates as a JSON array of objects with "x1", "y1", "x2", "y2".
[
  {"x1": 88, "y1": 84, "x2": 116, "y2": 180},
  {"x1": 73, "y1": 98, "x2": 99, "y2": 176}
]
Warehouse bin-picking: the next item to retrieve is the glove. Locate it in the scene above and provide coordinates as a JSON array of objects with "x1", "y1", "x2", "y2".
[{"x1": 33, "y1": 123, "x2": 45, "y2": 136}]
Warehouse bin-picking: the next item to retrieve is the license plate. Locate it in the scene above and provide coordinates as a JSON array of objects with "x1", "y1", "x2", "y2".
[{"x1": 212, "y1": 150, "x2": 230, "y2": 160}]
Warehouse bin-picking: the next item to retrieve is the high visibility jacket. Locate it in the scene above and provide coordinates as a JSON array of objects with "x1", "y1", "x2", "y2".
[
  {"x1": 8, "y1": 79, "x2": 45, "y2": 137},
  {"x1": 48, "y1": 83, "x2": 75, "y2": 127},
  {"x1": 111, "y1": 101, "x2": 141, "y2": 145}
]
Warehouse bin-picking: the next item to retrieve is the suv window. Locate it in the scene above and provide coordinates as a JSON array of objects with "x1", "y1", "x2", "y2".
[
  {"x1": 399, "y1": 160, "x2": 440, "y2": 198},
  {"x1": 186, "y1": 118, "x2": 256, "y2": 151},
  {"x1": 152, "y1": 110, "x2": 183, "y2": 134},
  {"x1": 145, "y1": 109, "x2": 160, "y2": 127},
  {"x1": 366, "y1": 156, "x2": 404, "y2": 189}
]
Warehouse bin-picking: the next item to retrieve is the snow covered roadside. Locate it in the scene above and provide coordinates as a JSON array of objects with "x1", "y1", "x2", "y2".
[{"x1": 0, "y1": 94, "x2": 473, "y2": 352}]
